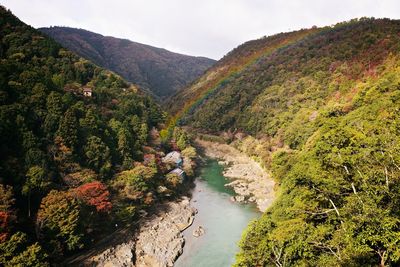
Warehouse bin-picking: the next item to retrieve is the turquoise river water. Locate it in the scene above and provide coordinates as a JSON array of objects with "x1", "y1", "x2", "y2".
[{"x1": 174, "y1": 160, "x2": 260, "y2": 267}]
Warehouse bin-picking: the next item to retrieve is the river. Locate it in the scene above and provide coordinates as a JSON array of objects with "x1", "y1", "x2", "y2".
[{"x1": 174, "y1": 159, "x2": 260, "y2": 267}]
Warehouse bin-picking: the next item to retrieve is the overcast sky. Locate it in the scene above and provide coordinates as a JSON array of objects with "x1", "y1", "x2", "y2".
[{"x1": 2, "y1": 0, "x2": 400, "y2": 59}]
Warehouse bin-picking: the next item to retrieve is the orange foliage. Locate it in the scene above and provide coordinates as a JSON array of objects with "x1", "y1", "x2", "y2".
[
  {"x1": 0, "y1": 211, "x2": 10, "y2": 243},
  {"x1": 334, "y1": 91, "x2": 342, "y2": 101},
  {"x1": 74, "y1": 182, "x2": 112, "y2": 213}
]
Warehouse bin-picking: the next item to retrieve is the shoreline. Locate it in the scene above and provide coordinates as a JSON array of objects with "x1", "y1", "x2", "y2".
[
  {"x1": 195, "y1": 138, "x2": 275, "y2": 212},
  {"x1": 66, "y1": 138, "x2": 274, "y2": 266},
  {"x1": 70, "y1": 197, "x2": 196, "y2": 267}
]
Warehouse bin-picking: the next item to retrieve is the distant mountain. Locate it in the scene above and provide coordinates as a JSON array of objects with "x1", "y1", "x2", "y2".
[{"x1": 40, "y1": 26, "x2": 215, "y2": 100}]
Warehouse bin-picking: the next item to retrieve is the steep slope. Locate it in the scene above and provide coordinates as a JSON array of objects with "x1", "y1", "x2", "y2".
[
  {"x1": 0, "y1": 6, "x2": 168, "y2": 265},
  {"x1": 169, "y1": 18, "x2": 400, "y2": 266},
  {"x1": 40, "y1": 26, "x2": 215, "y2": 100},
  {"x1": 166, "y1": 27, "x2": 320, "y2": 123}
]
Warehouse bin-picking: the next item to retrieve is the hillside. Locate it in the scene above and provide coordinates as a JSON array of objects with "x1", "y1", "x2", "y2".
[
  {"x1": 0, "y1": 6, "x2": 197, "y2": 265},
  {"x1": 169, "y1": 18, "x2": 400, "y2": 266},
  {"x1": 39, "y1": 27, "x2": 215, "y2": 100}
]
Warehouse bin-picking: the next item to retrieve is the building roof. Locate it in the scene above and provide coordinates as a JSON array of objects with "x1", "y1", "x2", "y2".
[
  {"x1": 162, "y1": 151, "x2": 182, "y2": 164},
  {"x1": 169, "y1": 168, "x2": 185, "y2": 177},
  {"x1": 83, "y1": 87, "x2": 92, "y2": 92}
]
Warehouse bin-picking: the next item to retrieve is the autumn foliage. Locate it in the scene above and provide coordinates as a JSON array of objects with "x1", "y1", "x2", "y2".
[
  {"x1": 36, "y1": 190, "x2": 82, "y2": 252},
  {"x1": 0, "y1": 211, "x2": 10, "y2": 243},
  {"x1": 74, "y1": 182, "x2": 112, "y2": 213},
  {"x1": 0, "y1": 185, "x2": 15, "y2": 243}
]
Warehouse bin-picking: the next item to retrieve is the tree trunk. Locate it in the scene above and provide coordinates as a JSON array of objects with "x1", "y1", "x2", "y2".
[
  {"x1": 378, "y1": 250, "x2": 386, "y2": 267},
  {"x1": 28, "y1": 191, "x2": 31, "y2": 218}
]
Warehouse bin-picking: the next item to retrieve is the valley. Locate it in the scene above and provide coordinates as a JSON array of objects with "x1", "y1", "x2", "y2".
[
  {"x1": 2, "y1": 3, "x2": 400, "y2": 267},
  {"x1": 62, "y1": 138, "x2": 274, "y2": 267}
]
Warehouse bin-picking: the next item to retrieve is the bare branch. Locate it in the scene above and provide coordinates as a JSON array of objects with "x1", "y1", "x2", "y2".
[
  {"x1": 272, "y1": 245, "x2": 284, "y2": 267},
  {"x1": 351, "y1": 182, "x2": 357, "y2": 195},
  {"x1": 310, "y1": 241, "x2": 341, "y2": 261},
  {"x1": 384, "y1": 166, "x2": 389, "y2": 189},
  {"x1": 329, "y1": 198, "x2": 340, "y2": 217},
  {"x1": 343, "y1": 165, "x2": 350, "y2": 175}
]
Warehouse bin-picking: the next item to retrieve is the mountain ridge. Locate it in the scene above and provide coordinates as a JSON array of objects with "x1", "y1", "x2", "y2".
[{"x1": 40, "y1": 26, "x2": 216, "y2": 100}]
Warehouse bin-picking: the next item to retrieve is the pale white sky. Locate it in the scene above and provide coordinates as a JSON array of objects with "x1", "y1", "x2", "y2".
[{"x1": 2, "y1": 0, "x2": 400, "y2": 59}]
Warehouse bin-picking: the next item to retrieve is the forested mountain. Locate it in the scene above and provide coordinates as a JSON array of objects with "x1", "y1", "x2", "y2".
[
  {"x1": 39, "y1": 27, "x2": 215, "y2": 100},
  {"x1": 0, "y1": 6, "x2": 191, "y2": 265},
  {"x1": 169, "y1": 18, "x2": 400, "y2": 266}
]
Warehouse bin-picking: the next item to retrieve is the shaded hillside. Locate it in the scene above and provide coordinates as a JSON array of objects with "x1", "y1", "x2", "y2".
[
  {"x1": 40, "y1": 27, "x2": 215, "y2": 100},
  {"x1": 169, "y1": 18, "x2": 400, "y2": 266}
]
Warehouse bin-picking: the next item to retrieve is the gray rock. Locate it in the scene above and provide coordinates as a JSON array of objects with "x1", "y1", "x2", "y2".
[
  {"x1": 86, "y1": 199, "x2": 195, "y2": 267},
  {"x1": 192, "y1": 226, "x2": 205, "y2": 237}
]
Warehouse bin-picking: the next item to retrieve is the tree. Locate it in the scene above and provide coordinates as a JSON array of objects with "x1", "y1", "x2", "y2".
[
  {"x1": 117, "y1": 127, "x2": 134, "y2": 169},
  {"x1": 0, "y1": 185, "x2": 15, "y2": 213},
  {"x1": 0, "y1": 185, "x2": 15, "y2": 243},
  {"x1": 22, "y1": 166, "x2": 50, "y2": 217},
  {"x1": 165, "y1": 173, "x2": 183, "y2": 188},
  {"x1": 30, "y1": 83, "x2": 48, "y2": 121},
  {"x1": 84, "y1": 136, "x2": 111, "y2": 177},
  {"x1": 74, "y1": 182, "x2": 112, "y2": 213},
  {"x1": 80, "y1": 108, "x2": 100, "y2": 136},
  {"x1": 0, "y1": 230, "x2": 49, "y2": 266},
  {"x1": 173, "y1": 128, "x2": 190, "y2": 150},
  {"x1": 57, "y1": 108, "x2": 79, "y2": 152},
  {"x1": 36, "y1": 190, "x2": 83, "y2": 253},
  {"x1": 176, "y1": 134, "x2": 188, "y2": 150},
  {"x1": 50, "y1": 136, "x2": 79, "y2": 173},
  {"x1": 114, "y1": 164, "x2": 157, "y2": 201},
  {"x1": 7, "y1": 243, "x2": 49, "y2": 267},
  {"x1": 43, "y1": 91, "x2": 63, "y2": 136},
  {"x1": 181, "y1": 146, "x2": 197, "y2": 159},
  {"x1": 139, "y1": 122, "x2": 148, "y2": 145},
  {"x1": 24, "y1": 148, "x2": 47, "y2": 169}
]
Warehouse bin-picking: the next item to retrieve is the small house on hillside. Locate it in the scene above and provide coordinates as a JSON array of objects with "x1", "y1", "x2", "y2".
[
  {"x1": 162, "y1": 151, "x2": 183, "y2": 167},
  {"x1": 83, "y1": 87, "x2": 92, "y2": 97},
  {"x1": 169, "y1": 168, "x2": 185, "y2": 179}
]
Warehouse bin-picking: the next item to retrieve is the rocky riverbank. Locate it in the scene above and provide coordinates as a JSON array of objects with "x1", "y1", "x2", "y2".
[
  {"x1": 84, "y1": 197, "x2": 196, "y2": 267},
  {"x1": 195, "y1": 139, "x2": 275, "y2": 212}
]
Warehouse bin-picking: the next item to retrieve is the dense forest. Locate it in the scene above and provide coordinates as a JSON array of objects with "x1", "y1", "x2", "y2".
[
  {"x1": 171, "y1": 18, "x2": 400, "y2": 266},
  {"x1": 40, "y1": 27, "x2": 215, "y2": 100},
  {"x1": 0, "y1": 6, "x2": 198, "y2": 265}
]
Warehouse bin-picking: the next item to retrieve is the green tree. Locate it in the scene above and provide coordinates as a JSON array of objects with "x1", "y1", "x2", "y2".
[
  {"x1": 84, "y1": 136, "x2": 111, "y2": 178},
  {"x1": 176, "y1": 134, "x2": 188, "y2": 150},
  {"x1": 57, "y1": 108, "x2": 79, "y2": 152},
  {"x1": 22, "y1": 166, "x2": 50, "y2": 217},
  {"x1": 43, "y1": 91, "x2": 63, "y2": 135},
  {"x1": 139, "y1": 122, "x2": 148, "y2": 144},
  {"x1": 181, "y1": 146, "x2": 197, "y2": 159},
  {"x1": 117, "y1": 127, "x2": 134, "y2": 169},
  {"x1": 7, "y1": 243, "x2": 49, "y2": 267},
  {"x1": 114, "y1": 164, "x2": 157, "y2": 201},
  {"x1": 0, "y1": 231, "x2": 49, "y2": 266},
  {"x1": 80, "y1": 108, "x2": 100, "y2": 136}
]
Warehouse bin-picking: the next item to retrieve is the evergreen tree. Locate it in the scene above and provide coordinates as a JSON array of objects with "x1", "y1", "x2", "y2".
[{"x1": 57, "y1": 108, "x2": 79, "y2": 152}]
